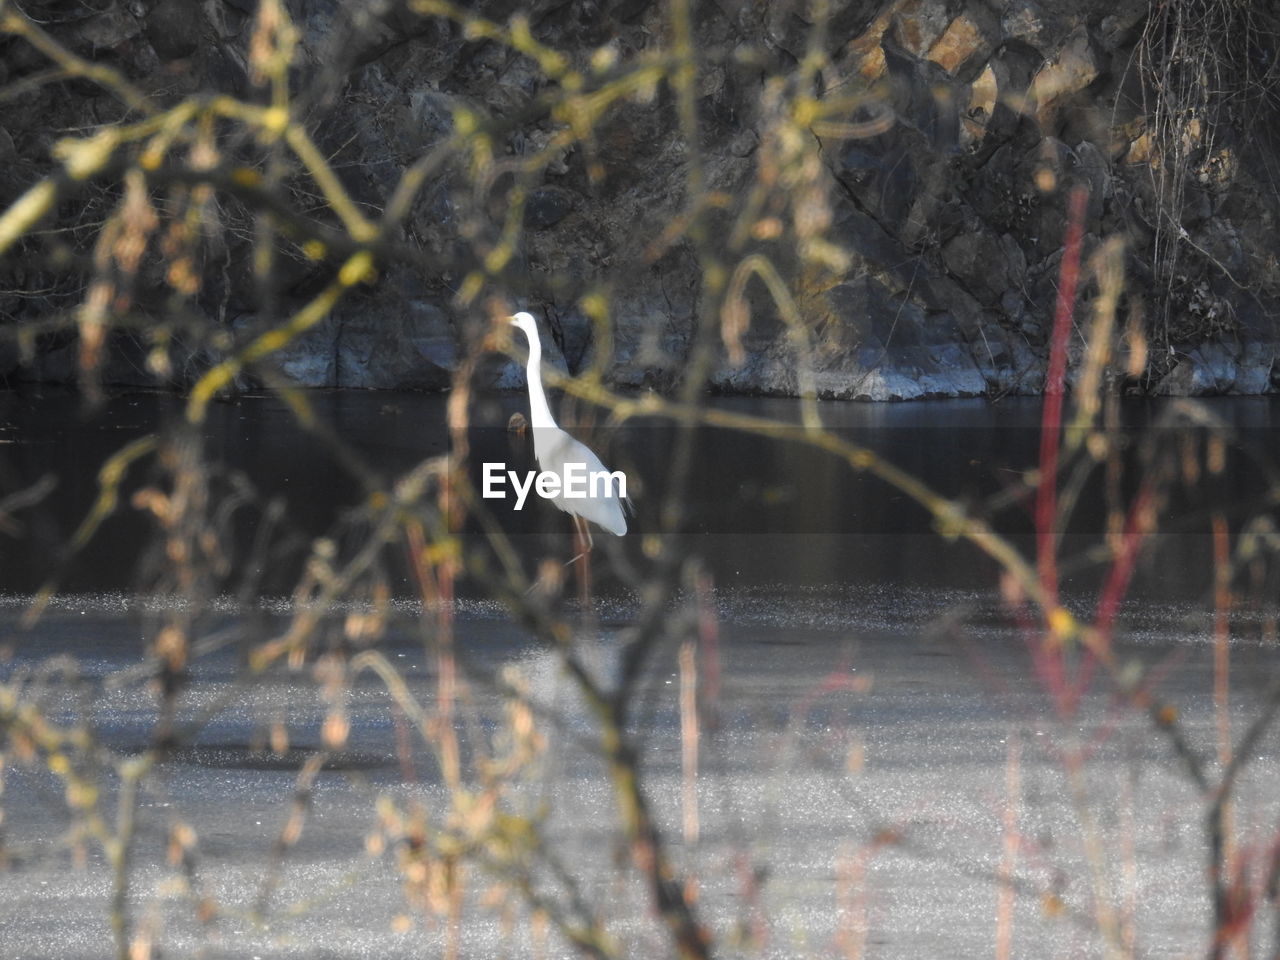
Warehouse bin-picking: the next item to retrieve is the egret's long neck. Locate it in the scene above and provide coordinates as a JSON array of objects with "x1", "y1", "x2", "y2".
[{"x1": 523, "y1": 329, "x2": 556, "y2": 430}]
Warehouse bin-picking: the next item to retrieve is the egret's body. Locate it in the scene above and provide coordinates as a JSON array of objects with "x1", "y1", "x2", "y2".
[{"x1": 509, "y1": 311, "x2": 627, "y2": 538}]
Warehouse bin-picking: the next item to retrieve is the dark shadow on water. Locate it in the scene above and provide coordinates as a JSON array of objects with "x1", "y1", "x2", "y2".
[{"x1": 1, "y1": 388, "x2": 1277, "y2": 601}]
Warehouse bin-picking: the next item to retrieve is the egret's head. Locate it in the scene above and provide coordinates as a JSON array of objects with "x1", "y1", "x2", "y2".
[{"x1": 508, "y1": 311, "x2": 537, "y2": 341}]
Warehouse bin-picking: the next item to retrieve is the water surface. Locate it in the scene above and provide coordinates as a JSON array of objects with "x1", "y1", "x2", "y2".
[
  {"x1": 1, "y1": 391, "x2": 1278, "y2": 959},
  {"x1": 3, "y1": 389, "x2": 1275, "y2": 598}
]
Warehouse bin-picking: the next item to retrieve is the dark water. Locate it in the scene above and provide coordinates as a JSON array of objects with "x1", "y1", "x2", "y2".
[{"x1": 1, "y1": 389, "x2": 1277, "y2": 600}]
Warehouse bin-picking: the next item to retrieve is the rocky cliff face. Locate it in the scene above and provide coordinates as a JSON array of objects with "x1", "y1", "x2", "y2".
[{"x1": 3, "y1": 0, "x2": 1279, "y2": 398}]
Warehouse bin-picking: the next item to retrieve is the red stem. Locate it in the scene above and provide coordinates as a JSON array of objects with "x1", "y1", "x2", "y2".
[
  {"x1": 1093, "y1": 483, "x2": 1154, "y2": 644},
  {"x1": 1036, "y1": 186, "x2": 1089, "y2": 605}
]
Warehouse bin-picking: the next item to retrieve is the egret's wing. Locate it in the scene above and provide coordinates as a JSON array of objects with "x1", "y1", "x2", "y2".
[
  {"x1": 534, "y1": 428, "x2": 628, "y2": 536},
  {"x1": 573, "y1": 440, "x2": 620, "y2": 488},
  {"x1": 535, "y1": 429, "x2": 616, "y2": 484}
]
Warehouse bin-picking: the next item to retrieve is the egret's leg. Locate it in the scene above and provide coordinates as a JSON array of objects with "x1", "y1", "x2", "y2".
[
  {"x1": 569, "y1": 515, "x2": 593, "y2": 603},
  {"x1": 565, "y1": 515, "x2": 595, "y2": 567}
]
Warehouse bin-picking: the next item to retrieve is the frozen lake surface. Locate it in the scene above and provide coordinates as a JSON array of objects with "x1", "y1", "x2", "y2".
[
  {"x1": 3, "y1": 392, "x2": 1280, "y2": 957},
  {"x1": 2, "y1": 584, "x2": 1278, "y2": 959}
]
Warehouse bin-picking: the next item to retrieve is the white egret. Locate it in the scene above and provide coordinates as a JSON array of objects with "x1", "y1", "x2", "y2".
[{"x1": 508, "y1": 312, "x2": 629, "y2": 554}]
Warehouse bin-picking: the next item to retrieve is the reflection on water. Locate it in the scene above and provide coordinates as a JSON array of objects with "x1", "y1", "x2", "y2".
[{"x1": 0, "y1": 389, "x2": 1276, "y2": 600}]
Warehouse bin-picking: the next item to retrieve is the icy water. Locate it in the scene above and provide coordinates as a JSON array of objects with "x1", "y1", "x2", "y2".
[{"x1": 2, "y1": 390, "x2": 1280, "y2": 958}]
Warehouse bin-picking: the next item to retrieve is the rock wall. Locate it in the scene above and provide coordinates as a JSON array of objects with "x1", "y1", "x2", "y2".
[{"x1": 3, "y1": 0, "x2": 1279, "y2": 398}]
